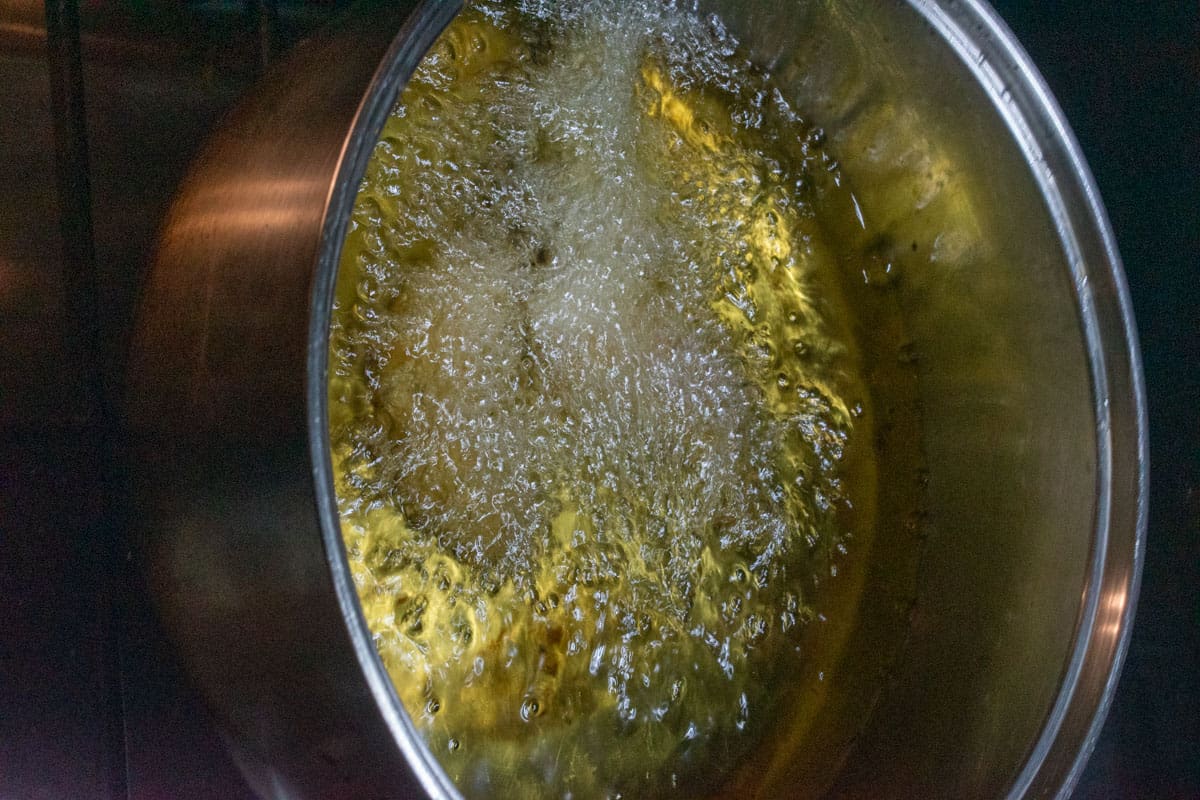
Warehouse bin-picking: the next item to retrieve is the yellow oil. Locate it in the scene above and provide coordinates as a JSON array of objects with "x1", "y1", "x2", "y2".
[{"x1": 328, "y1": 2, "x2": 919, "y2": 797}]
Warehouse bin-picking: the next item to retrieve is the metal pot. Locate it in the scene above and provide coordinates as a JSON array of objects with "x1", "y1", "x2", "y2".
[{"x1": 126, "y1": 1, "x2": 1147, "y2": 798}]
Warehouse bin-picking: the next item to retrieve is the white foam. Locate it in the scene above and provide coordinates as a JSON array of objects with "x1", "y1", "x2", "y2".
[{"x1": 329, "y1": 1, "x2": 861, "y2": 794}]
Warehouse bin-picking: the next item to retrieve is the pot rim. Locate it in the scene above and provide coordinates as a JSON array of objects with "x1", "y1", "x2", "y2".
[{"x1": 305, "y1": 3, "x2": 1149, "y2": 798}]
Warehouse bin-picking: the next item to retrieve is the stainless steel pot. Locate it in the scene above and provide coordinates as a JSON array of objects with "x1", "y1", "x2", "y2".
[{"x1": 126, "y1": 1, "x2": 1147, "y2": 798}]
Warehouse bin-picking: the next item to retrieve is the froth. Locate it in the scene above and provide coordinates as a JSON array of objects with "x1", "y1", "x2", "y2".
[{"x1": 330, "y1": 1, "x2": 864, "y2": 796}]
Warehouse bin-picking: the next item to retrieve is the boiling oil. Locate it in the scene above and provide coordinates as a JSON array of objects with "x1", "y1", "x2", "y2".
[{"x1": 328, "y1": 2, "x2": 912, "y2": 796}]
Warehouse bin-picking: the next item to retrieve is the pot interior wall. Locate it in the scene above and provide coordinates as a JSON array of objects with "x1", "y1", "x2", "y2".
[{"x1": 694, "y1": 2, "x2": 1098, "y2": 797}]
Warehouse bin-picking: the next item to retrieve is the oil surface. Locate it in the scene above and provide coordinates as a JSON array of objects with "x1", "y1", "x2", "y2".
[{"x1": 329, "y1": 2, "x2": 896, "y2": 796}]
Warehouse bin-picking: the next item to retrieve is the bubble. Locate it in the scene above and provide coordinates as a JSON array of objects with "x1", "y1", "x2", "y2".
[
  {"x1": 861, "y1": 255, "x2": 900, "y2": 288},
  {"x1": 898, "y1": 341, "x2": 920, "y2": 365},
  {"x1": 520, "y1": 697, "x2": 542, "y2": 722},
  {"x1": 329, "y1": 0, "x2": 867, "y2": 796}
]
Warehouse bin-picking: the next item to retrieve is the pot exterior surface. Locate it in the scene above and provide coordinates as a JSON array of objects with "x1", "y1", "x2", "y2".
[{"x1": 128, "y1": 3, "x2": 463, "y2": 799}]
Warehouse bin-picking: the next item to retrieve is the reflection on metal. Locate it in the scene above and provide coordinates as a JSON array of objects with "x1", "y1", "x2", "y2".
[
  {"x1": 168, "y1": 177, "x2": 329, "y2": 236},
  {"x1": 0, "y1": 19, "x2": 41, "y2": 40},
  {"x1": 1098, "y1": 585, "x2": 1129, "y2": 641}
]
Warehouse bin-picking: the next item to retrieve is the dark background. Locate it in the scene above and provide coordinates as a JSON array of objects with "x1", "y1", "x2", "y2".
[{"x1": 0, "y1": 1, "x2": 1195, "y2": 798}]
